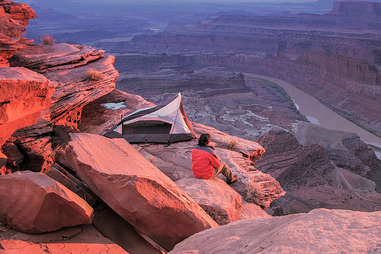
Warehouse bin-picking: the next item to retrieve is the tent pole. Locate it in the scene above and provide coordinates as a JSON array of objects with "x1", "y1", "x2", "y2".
[{"x1": 167, "y1": 93, "x2": 181, "y2": 145}]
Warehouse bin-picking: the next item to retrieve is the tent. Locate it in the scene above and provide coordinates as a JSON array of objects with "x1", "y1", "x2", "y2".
[{"x1": 113, "y1": 93, "x2": 196, "y2": 144}]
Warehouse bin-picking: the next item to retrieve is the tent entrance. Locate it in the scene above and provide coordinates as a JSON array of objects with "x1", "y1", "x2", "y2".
[{"x1": 122, "y1": 120, "x2": 172, "y2": 135}]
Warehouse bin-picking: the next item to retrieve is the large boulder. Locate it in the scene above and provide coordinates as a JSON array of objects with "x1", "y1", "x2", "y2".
[
  {"x1": 176, "y1": 178, "x2": 242, "y2": 225},
  {"x1": 0, "y1": 224, "x2": 128, "y2": 254},
  {"x1": 0, "y1": 171, "x2": 93, "y2": 233},
  {"x1": 57, "y1": 133, "x2": 217, "y2": 251},
  {"x1": 169, "y1": 209, "x2": 381, "y2": 254}
]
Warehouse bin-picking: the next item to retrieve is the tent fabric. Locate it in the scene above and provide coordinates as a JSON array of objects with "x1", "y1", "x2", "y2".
[{"x1": 112, "y1": 93, "x2": 196, "y2": 143}]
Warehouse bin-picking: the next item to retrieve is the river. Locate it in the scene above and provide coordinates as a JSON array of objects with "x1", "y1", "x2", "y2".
[{"x1": 245, "y1": 73, "x2": 381, "y2": 159}]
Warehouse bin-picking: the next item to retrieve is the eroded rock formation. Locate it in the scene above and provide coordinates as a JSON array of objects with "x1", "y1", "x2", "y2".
[
  {"x1": 1, "y1": 31, "x2": 118, "y2": 173},
  {"x1": 0, "y1": 68, "x2": 53, "y2": 171},
  {"x1": 256, "y1": 127, "x2": 381, "y2": 215}
]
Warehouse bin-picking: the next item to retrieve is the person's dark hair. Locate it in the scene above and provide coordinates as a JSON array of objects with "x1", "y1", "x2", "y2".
[{"x1": 198, "y1": 133, "x2": 210, "y2": 147}]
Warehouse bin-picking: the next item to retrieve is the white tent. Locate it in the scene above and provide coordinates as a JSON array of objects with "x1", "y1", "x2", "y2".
[{"x1": 113, "y1": 93, "x2": 196, "y2": 143}]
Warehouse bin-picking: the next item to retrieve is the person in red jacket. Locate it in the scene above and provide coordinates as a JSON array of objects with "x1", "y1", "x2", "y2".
[{"x1": 192, "y1": 133, "x2": 238, "y2": 184}]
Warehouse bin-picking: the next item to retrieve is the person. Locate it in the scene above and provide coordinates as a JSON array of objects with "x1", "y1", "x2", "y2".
[{"x1": 192, "y1": 133, "x2": 238, "y2": 184}]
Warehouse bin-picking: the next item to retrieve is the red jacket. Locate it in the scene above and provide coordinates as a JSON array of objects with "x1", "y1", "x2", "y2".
[{"x1": 192, "y1": 146, "x2": 222, "y2": 179}]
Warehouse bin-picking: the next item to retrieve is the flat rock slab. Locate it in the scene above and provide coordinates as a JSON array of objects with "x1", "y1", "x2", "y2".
[
  {"x1": 13, "y1": 43, "x2": 105, "y2": 73},
  {"x1": 58, "y1": 133, "x2": 217, "y2": 251},
  {"x1": 138, "y1": 141, "x2": 195, "y2": 181},
  {"x1": 0, "y1": 224, "x2": 128, "y2": 254},
  {"x1": 0, "y1": 171, "x2": 93, "y2": 233},
  {"x1": 169, "y1": 209, "x2": 381, "y2": 254},
  {"x1": 176, "y1": 177, "x2": 242, "y2": 225}
]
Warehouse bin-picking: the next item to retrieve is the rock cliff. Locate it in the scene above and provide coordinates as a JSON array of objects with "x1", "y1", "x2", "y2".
[
  {"x1": 0, "y1": 67, "x2": 53, "y2": 171},
  {"x1": 1, "y1": 38, "x2": 118, "y2": 173},
  {"x1": 256, "y1": 127, "x2": 381, "y2": 215}
]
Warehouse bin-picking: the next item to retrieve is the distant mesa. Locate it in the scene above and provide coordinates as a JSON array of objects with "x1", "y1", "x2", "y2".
[{"x1": 329, "y1": 1, "x2": 381, "y2": 16}]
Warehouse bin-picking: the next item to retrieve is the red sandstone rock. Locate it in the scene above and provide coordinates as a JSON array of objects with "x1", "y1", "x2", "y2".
[
  {"x1": 239, "y1": 201, "x2": 270, "y2": 220},
  {"x1": 12, "y1": 43, "x2": 105, "y2": 73},
  {"x1": 7, "y1": 119, "x2": 54, "y2": 173},
  {"x1": 93, "y1": 204, "x2": 163, "y2": 254},
  {"x1": 169, "y1": 209, "x2": 381, "y2": 254},
  {"x1": 0, "y1": 224, "x2": 128, "y2": 254},
  {"x1": 57, "y1": 133, "x2": 217, "y2": 251},
  {"x1": 0, "y1": 1, "x2": 36, "y2": 66},
  {"x1": 215, "y1": 146, "x2": 285, "y2": 208},
  {"x1": 46, "y1": 163, "x2": 98, "y2": 206},
  {"x1": 2, "y1": 45, "x2": 118, "y2": 172},
  {"x1": 0, "y1": 68, "x2": 53, "y2": 159},
  {"x1": 45, "y1": 55, "x2": 118, "y2": 129},
  {"x1": 80, "y1": 89, "x2": 155, "y2": 134},
  {"x1": 176, "y1": 177, "x2": 242, "y2": 225},
  {"x1": 0, "y1": 171, "x2": 93, "y2": 233},
  {"x1": 137, "y1": 141, "x2": 195, "y2": 181},
  {"x1": 9, "y1": 42, "x2": 118, "y2": 131},
  {"x1": 1, "y1": 142, "x2": 23, "y2": 169},
  {"x1": 193, "y1": 123, "x2": 265, "y2": 158}
]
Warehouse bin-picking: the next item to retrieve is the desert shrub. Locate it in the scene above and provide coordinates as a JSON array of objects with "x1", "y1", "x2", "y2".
[
  {"x1": 40, "y1": 34, "x2": 56, "y2": 46},
  {"x1": 84, "y1": 69, "x2": 104, "y2": 81},
  {"x1": 226, "y1": 139, "x2": 238, "y2": 150}
]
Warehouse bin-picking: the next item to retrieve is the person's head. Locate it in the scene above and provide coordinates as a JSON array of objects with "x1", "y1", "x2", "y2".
[{"x1": 198, "y1": 133, "x2": 211, "y2": 147}]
